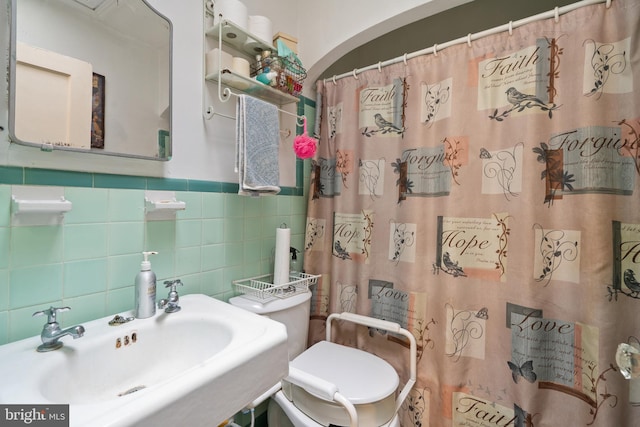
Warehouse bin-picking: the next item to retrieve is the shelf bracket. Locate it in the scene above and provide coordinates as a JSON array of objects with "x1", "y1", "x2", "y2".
[{"x1": 218, "y1": 17, "x2": 233, "y2": 103}]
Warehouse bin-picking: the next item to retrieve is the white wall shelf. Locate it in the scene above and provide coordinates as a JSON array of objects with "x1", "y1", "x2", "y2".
[
  {"x1": 205, "y1": 19, "x2": 274, "y2": 58},
  {"x1": 204, "y1": 16, "x2": 298, "y2": 108},
  {"x1": 204, "y1": 69, "x2": 298, "y2": 105}
]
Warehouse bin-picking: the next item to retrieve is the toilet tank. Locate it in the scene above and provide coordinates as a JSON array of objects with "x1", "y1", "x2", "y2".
[{"x1": 229, "y1": 291, "x2": 311, "y2": 360}]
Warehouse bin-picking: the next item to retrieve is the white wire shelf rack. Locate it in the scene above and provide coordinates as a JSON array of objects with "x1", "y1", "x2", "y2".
[{"x1": 233, "y1": 272, "x2": 320, "y2": 301}]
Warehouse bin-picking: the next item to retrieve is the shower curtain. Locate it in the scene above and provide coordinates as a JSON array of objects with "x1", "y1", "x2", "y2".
[{"x1": 303, "y1": 0, "x2": 640, "y2": 425}]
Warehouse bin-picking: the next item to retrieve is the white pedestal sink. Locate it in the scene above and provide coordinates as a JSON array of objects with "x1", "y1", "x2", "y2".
[{"x1": 0, "y1": 294, "x2": 289, "y2": 426}]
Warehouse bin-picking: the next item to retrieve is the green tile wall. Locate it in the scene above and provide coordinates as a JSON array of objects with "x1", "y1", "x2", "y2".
[{"x1": 0, "y1": 160, "x2": 311, "y2": 345}]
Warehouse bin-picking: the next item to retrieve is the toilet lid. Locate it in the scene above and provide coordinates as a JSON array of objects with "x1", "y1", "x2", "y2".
[
  {"x1": 229, "y1": 291, "x2": 311, "y2": 314},
  {"x1": 290, "y1": 341, "x2": 399, "y2": 405}
]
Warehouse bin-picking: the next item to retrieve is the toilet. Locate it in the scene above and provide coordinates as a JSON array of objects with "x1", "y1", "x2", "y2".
[{"x1": 229, "y1": 290, "x2": 415, "y2": 427}]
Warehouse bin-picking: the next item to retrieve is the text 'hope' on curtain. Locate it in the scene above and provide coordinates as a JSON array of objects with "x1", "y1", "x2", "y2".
[{"x1": 304, "y1": 0, "x2": 640, "y2": 425}]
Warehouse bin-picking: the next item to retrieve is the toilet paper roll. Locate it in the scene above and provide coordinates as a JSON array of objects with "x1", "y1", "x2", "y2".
[
  {"x1": 205, "y1": 48, "x2": 233, "y2": 77},
  {"x1": 245, "y1": 15, "x2": 273, "y2": 53},
  {"x1": 213, "y1": 0, "x2": 248, "y2": 31},
  {"x1": 248, "y1": 15, "x2": 273, "y2": 43},
  {"x1": 273, "y1": 227, "x2": 291, "y2": 286},
  {"x1": 231, "y1": 57, "x2": 250, "y2": 77}
]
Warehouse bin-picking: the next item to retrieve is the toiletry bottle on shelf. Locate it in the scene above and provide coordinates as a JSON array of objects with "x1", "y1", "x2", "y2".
[
  {"x1": 290, "y1": 247, "x2": 300, "y2": 277},
  {"x1": 135, "y1": 251, "x2": 158, "y2": 319}
]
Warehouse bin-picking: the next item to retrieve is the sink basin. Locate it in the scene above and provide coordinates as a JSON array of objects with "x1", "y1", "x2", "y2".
[
  {"x1": 0, "y1": 294, "x2": 289, "y2": 426},
  {"x1": 41, "y1": 313, "x2": 234, "y2": 404}
]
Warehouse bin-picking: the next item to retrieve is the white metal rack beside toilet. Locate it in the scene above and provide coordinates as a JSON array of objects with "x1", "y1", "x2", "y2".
[{"x1": 280, "y1": 312, "x2": 417, "y2": 427}]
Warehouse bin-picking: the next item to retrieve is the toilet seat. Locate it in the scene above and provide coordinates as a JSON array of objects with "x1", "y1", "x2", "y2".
[{"x1": 283, "y1": 341, "x2": 399, "y2": 426}]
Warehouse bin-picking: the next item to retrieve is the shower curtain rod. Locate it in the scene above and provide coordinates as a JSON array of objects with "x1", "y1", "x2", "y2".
[{"x1": 324, "y1": 0, "x2": 611, "y2": 84}]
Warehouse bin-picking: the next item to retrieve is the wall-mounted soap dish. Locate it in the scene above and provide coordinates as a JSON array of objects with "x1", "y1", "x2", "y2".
[
  {"x1": 11, "y1": 196, "x2": 73, "y2": 214},
  {"x1": 11, "y1": 185, "x2": 73, "y2": 226},
  {"x1": 144, "y1": 190, "x2": 186, "y2": 220},
  {"x1": 144, "y1": 198, "x2": 186, "y2": 212}
]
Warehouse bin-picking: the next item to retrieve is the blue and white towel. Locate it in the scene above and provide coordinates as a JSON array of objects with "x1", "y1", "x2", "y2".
[{"x1": 235, "y1": 95, "x2": 281, "y2": 196}]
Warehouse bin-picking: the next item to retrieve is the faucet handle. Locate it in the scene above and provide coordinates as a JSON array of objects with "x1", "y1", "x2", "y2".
[
  {"x1": 32, "y1": 306, "x2": 71, "y2": 324},
  {"x1": 164, "y1": 279, "x2": 183, "y2": 290},
  {"x1": 159, "y1": 280, "x2": 182, "y2": 313}
]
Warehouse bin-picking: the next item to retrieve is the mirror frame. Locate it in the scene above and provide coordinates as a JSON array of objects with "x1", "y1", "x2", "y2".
[{"x1": 7, "y1": 0, "x2": 173, "y2": 161}]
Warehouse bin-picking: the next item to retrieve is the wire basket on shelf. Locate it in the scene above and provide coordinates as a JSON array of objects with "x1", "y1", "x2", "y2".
[
  {"x1": 251, "y1": 55, "x2": 307, "y2": 97},
  {"x1": 233, "y1": 272, "x2": 319, "y2": 301}
]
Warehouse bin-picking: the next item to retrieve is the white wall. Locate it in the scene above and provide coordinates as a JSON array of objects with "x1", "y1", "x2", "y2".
[
  {"x1": 0, "y1": 0, "x2": 469, "y2": 183},
  {"x1": 295, "y1": 0, "x2": 473, "y2": 88}
]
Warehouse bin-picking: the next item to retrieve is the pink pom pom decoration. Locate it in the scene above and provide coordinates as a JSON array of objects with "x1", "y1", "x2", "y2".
[{"x1": 293, "y1": 117, "x2": 317, "y2": 159}]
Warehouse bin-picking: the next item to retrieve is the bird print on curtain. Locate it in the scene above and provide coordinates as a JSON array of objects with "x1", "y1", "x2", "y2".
[{"x1": 305, "y1": 1, "x2": 640, "y2": 426}]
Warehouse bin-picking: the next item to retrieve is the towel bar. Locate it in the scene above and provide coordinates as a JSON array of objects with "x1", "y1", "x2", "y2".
[{"x1": 203, "y1": 105, "x2": 292, "y2": 138}]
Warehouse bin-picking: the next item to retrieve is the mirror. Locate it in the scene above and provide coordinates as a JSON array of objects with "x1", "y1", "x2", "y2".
[{"x1": 9, "y1": 0, "x2": 172, "y2": 160}]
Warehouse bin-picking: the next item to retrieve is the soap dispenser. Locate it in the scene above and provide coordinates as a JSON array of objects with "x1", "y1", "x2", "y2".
[
  {"x1": 290, "y1": 247, "x2": 300, "y2": 276},
  {"x1": 135, "y1": 251, "x2": 158, "y2": 319}
]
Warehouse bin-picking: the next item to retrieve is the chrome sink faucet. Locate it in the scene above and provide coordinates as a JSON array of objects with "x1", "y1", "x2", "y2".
[
  {"x1": 32, "y1": 306, "x2": 85, "y2": 352},
  {"x1": 158, "y1": 279, "x2": 183, "y2": 313}
]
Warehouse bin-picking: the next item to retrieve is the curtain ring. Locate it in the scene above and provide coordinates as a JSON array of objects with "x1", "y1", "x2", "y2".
[
  {"x1": 606, "y1": 0, "x2": 611, "y2": 8},
  {"x1": 332, "y1": 75, "x2": 337, "y2": 85},
  {"x1": 352, "y1": 68, "x2": 359, "y2": 80},
  {"x1": 432, "y1": 43, "x2": 438, "y2": 56},
  {"x1": 467, "y1": 33, "x2": 472, "y2": 47},
  {"x1": 554, "y1": 6, "x2": 559, "y2": 23},
  {"x1": 403, "y1": 53, "x2": 408, "y2": 66},
  {"x1": 377, "y1": 61, "x2": 382, "y2": 73},
  {"x1": 508, "y1": 21, "x2": 513, "y2": 36}
]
